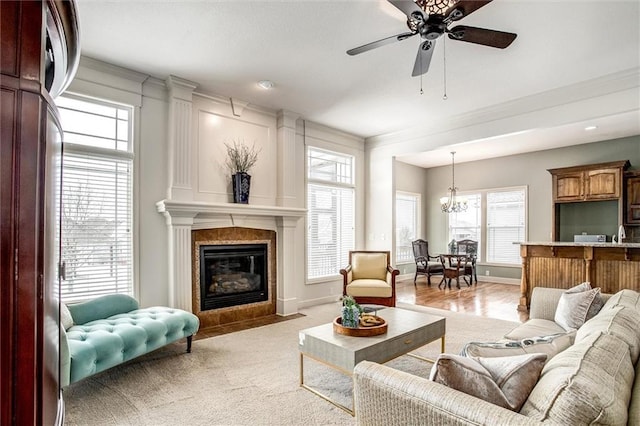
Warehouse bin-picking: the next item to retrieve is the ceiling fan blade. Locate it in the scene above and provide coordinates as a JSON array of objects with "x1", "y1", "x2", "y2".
[
  {"x1": 389, "y1": 0, "x2": 424, "y2": 20},
  {"x1": 411, "y1": 40, "x2": 436, "y2": 77},
  {"x1": 347, "y1": 32, "x2": 416, "y2": 56},
  {"x1": 447, "y1": 25, "x2": 517, "y2": 48},
  {"x1": 445, "y1": 0, "x2": 493, "y2": 21}
]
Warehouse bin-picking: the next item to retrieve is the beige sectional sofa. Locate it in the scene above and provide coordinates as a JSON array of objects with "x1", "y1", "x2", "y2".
[{"x1": 353, "y1": 287, "x2": 640, "y2": 425}]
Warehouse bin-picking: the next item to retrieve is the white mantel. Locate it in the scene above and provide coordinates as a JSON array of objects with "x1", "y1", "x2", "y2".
[{"x1": 156, "y1": 199, "x2": 306, "y2": 316}]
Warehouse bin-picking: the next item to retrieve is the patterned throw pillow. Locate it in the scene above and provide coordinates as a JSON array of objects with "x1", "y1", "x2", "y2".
[
  {"x1": 461, "y1": 332, "x2": 573, "y2": 361},
  {"x1": 429, "y1": 352, "x2": 547, "y2": 411},
  {"x1": 554, "y1": 283, "x2": 602, "y2": 331}
]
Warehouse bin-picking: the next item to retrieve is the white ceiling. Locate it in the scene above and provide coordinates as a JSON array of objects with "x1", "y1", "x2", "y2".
[{"x1": 75, "y1": 0, "x2": 640, "y2": 167}]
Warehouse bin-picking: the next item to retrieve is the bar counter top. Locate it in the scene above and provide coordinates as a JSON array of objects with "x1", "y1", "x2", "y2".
[{"x1": 519, "y1": 241, "x2": 640, "y2": 248}]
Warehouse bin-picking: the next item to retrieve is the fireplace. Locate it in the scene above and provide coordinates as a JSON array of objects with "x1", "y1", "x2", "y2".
[
  {"x1": 191, "y1": 227, "x2": 278, "y2": 328},
  {"x1": 199, "y1": 243, "x2": 268, "y2": 311}
]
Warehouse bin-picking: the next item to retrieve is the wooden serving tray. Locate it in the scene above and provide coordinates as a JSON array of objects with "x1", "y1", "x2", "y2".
[{"x1": 333, "y1": 316, "x2": 388, "y2": 337}]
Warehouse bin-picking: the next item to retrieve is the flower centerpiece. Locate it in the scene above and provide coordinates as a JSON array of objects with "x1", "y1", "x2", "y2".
[{"x1": 224, "y1": 140, "x2": 261, "y2": 204}]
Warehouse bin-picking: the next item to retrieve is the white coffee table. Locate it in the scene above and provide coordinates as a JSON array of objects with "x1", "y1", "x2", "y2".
[{"x1": 298, "y1": 307, "x2": 445, "y2": 415}]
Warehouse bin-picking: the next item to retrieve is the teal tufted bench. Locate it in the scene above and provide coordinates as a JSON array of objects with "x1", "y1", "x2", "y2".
[{"x1": 60, "y1": 294, "x2": 199, "y2": 387}]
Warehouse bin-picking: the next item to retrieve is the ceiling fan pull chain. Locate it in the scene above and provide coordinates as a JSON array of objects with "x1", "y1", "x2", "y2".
[
  {"x1": 443, "y1": 36, "x2": 448, "y2": 100},
  {"x1": 420, "y1": 41, "x2": 424, "y2": 95}
]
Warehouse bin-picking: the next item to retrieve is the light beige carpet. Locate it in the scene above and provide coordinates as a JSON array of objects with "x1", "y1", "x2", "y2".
[{"x1": 63, "y1": 302, "x2": 520, "y2": 426}]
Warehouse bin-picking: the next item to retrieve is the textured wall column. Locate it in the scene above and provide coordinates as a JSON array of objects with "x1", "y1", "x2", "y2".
[
  {"x1": 166, "y1": 75, "x2": 197, "y2": 201},
  {"x1": 276, "y1": 216, "x2": 301, "y2": 315},
  {"x1": 164, "y1": 214, "x2": 196, "y2": 311},
  {"x1": 276, "y1": 110, "x2": 300, "y2": 207}
]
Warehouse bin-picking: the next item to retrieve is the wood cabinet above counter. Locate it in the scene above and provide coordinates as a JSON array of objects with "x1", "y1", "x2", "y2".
[
  {"x1": 548, "y1": 160, "x2": 632, "y2": 241},
  {"x1": 548, "y1": 160, "x2": 630, "y2": 202}
]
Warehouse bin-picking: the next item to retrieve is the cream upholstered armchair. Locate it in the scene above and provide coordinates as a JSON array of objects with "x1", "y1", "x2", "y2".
[{"x1": 340, "y1": 251, "x2": 399, "y2": 307}]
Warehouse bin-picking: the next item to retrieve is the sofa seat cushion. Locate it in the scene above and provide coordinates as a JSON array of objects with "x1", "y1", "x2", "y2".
[
  {"x1": 575, "y1": 305, "x2": 640, "y2": 364},
  {"x1": 66, "y1": 306, "x2": 199, "y2": 384},
  {"x1": 520, "y1": 332, "x2": 634, "y2": 425},
  {"x1": 351, "y1": 253, "x2": 387, "y2": 281},
  {"x1": 503, "y1": 318, "x2": 568, "y2": 341},
  {"x1": 430, "y1": 353, "x2": 547, "y2": 411},
  {"x1": 346, "y1": 279, "x2": 392, "y2": 298},
  {"x1": 461, "y1": 332, "x2": 573, "y2": 361}
]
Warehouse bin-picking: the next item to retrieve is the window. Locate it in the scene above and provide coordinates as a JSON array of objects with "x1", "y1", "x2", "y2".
[
  {"x1": 448, "y1": 193, "x2": 482, "y2": 258},
  {"x1": 487, "y1": 190, "x2": 526, "y2": 264},
  {"x1": 307, "y1": 148, "x2": 355, "y2": 280},
  {"x1": 447, "y1": 188, "x2": 526, "y2": 265},
  {"x1": 57, "y1": 95, "x2": 134, "y2": 302},
  {"x1": 396, "y1": 192, "x2": 420, "y2": 263}
]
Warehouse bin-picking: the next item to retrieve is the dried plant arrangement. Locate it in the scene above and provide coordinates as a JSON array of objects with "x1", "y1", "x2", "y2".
[{"x1": 224, "y1": 140, "x2": 261, "y2": 174}]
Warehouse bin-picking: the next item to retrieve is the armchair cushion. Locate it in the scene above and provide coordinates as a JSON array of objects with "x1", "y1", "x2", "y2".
[
  {"x1": 351, "y1": 252, "x2": 387, "y2": 281},
  {"x1": 346, "y1": 279, "x2": 393, "y2": 298}
]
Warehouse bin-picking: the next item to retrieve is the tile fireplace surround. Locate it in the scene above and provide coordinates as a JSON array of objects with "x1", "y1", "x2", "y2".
[{"x1": 156, "y1": 200, "x2": 306, "y2": 326}]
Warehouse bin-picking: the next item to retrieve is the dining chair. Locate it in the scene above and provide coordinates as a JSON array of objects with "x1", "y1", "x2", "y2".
[
  {"x1": 411, "y1": 239, "x2": 443, "y2": 285},
  {"x1": 456, "y1": 239, "x2": 478, "y2": 284},
  {"x1": 439, "y1": 254, "x2": 470, "y2": 289}
]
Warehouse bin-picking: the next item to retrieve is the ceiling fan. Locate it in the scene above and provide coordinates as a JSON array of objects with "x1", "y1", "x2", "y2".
[{"x1": 347, "y1": 0, "x2": 517, "y2": 76}]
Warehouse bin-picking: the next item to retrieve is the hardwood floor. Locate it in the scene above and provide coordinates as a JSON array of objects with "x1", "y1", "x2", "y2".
[
  {"x1": 396, "y1": 276, "x2": 528, "y2": 323},
  {"x1": 196, "y1": 276, "x2": 527, "y2": 339}
]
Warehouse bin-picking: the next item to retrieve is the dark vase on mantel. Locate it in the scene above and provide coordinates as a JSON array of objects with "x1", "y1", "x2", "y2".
[{"x1": 232, "y1": 172, "x2": 251, "y2": 204}]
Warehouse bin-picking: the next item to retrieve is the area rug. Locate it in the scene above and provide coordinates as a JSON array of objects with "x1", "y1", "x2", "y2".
[{"x1": 63, "y1": 302, "x2": 520, "y2": 425}]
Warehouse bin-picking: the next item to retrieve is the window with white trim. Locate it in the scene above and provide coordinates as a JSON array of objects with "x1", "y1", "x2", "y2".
[
  {"x1": 487, "y1": 189, "x2": 526, "y2": 264},
  {"x1": 306, "y1": 147, "x2": 355, "y2": 280},
  {"x1": 447, "y1": 188, "x2": 526, "y2": 265},
  {"x1": 396, "y1": 192, "x2": 420, "y2": 264},
  {"x1": 448, "y1": 193, "x2": 482, "y2": 258},
  {"x1": 57, "y1": 95, "x2": 134, "y2": 302}
]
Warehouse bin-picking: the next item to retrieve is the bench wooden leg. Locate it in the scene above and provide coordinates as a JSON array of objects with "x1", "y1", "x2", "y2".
[{"x1": 186, "y1": 335, "x2": 193, "y2": 353}]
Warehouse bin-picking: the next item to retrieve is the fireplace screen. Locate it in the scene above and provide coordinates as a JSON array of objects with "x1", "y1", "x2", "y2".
[{"x1": 199, "y1": 243, "x2": 268, "y2": 311}]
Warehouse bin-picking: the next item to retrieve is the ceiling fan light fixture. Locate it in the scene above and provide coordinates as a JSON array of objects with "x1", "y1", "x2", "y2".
[
  {"x1": 257, "y1": 80, "x2": 275, "y2": 90},
  {"x1": 415, "y1": 0, "x2": 460, "y2": 16}
]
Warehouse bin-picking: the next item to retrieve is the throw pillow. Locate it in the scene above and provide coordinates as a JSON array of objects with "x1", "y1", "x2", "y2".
[
  {"x1": 554, "y1": 286, "x2": 599, "y2": 331},
  {"x1": 429, "y1": 352, "x2": 547, "y2": 411},
  {"x1": 461, "y1": 332, "x2": 573, "y2": 361},
  {"x1": 60, "y1": 303, "x2": 74, "y2": 330},
  {"x1": 565, "y1": 282, "x2": 604, "y2": 321}
]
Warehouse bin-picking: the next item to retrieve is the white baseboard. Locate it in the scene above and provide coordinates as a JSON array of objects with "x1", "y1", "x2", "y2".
[{"x1": 476, "y1": 276, "x2": 520, "y2": 285}]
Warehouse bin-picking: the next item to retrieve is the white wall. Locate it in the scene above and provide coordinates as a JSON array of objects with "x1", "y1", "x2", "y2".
[{"x1": 66, "y1": 57, "x2": 365, "y2": 309}]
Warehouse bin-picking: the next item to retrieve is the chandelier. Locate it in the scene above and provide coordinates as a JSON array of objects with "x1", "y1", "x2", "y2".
[
  {"x1": 414, "y1": 0, "x2": 460, "y2": 16},
  {"x1": 440, "y1": 151, "x2": 468, "y2": 213}
]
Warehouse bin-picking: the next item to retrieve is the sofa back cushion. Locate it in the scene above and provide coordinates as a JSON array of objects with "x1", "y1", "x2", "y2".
[
  {"x1": 351, "y1": 252, "x2": 387, "y2": 281},
  {"x1": 520, "y1": 332, "x2": 634, "y2": 425},
  {"x1": 67, "y1": 294, "x2": 139, "y2": 325},
  {"x1": 575, "y1": 305, "x2": 640, "y2": 364},
  {"x1": 602, "y1": 289, "x2": 640, "y2": 311}
]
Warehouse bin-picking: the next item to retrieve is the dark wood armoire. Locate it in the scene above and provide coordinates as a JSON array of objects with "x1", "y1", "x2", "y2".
[{"x1": 1, "y1": 1, "x2": 79, "y2": 424}]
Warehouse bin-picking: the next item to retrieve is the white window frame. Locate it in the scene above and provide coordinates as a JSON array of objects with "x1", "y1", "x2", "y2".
[
  {"x1": 447, "y1": 186, "x2": 527, "y2": 266},
  {"x1": 395, "y1": 191, "x2": 421, "y2": 264},
  {"x1": 306, "y1": 146, "x2": 356, "y2": 282},
  {"x1": 57, "y1": 93, "x2": 135, "y2": 302}
]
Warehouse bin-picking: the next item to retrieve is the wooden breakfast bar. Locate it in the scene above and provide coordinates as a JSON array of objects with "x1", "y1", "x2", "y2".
[{"x1": 518, "y1": 242, "x2": 640, "y2": 311}]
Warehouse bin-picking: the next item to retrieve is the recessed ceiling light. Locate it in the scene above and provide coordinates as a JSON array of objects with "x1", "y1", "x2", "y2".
[
  {"x1": 584, "y1": 125, "x2": 598, "y2": 131},
  {"x1": 257, "y1": 80, "x2": 275, "y2": 90}
]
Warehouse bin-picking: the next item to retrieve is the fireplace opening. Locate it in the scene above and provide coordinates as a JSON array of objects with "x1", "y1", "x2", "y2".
[{"x1": 199, "y1": 243, "x2": 268, "y2": 311}]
